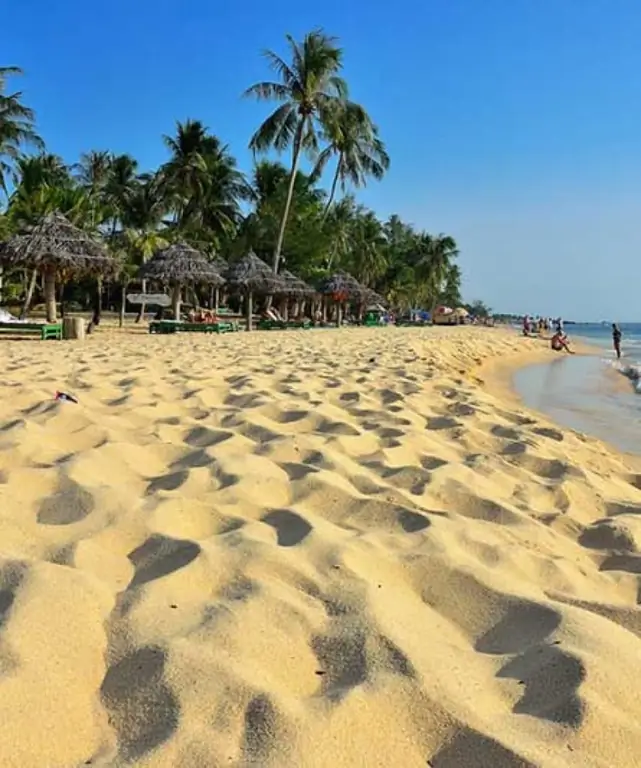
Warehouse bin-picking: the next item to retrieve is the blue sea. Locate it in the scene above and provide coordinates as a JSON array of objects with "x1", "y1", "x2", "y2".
[{"x1": 512, "y1": 323, "x2": 641, "y2": 455}]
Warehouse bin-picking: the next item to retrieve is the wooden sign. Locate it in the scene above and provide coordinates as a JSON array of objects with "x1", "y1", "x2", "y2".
[{"x1": 126, "y1": 293, "x2": 171, "y2": 307}]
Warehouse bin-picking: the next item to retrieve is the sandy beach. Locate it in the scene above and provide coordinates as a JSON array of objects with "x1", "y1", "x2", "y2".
[{"x1": 2, "y1": 325, "x2": 641, "y2": 767}]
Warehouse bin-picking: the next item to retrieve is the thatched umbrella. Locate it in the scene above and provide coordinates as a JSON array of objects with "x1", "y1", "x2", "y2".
[
  {"x1": 318, "y1": 270, "x2": 367, "y2": 326},
  {"x1": 273, "y1": 269, "x2": 316, "y2": 321},
  {"x1": 363, "y1": 288, "x2": 388, "y2": 308},
  {"x1": 277, "y1": 269, "x2": 316, "y2": 298},
  {"x1": 223, "y1": 251, "x2": 286, "y2": 331},
  {"x1": 318, "y1": 270, "x2": 366, "y2": 300},
  {"x1": 209, "y1": 255, "x2": 229, "y2": 310},
  {"x1": 139, "y1": 242, "x2": 225, "y2": 320},
  {"x1": 0, "y1": 212, "x2": 117, "y2": 323}
]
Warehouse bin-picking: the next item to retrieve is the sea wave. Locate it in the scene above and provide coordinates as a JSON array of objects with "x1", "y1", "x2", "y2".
[{"x1": 610, "y1": 359, "x2": 641, "y2": 393}]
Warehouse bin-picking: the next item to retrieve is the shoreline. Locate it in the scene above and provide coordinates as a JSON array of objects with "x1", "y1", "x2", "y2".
[{"x1": 476, "y1": 335, "x2": 641, "y2": 470}]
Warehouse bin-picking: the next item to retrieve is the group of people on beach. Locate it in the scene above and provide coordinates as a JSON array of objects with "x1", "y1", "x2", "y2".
[
  {"x1": 523, "y1": 314, "x2": 623, "y2": 359},
  {"x1": 523, "y1": 315, "x2": 574, "y2": 353}
]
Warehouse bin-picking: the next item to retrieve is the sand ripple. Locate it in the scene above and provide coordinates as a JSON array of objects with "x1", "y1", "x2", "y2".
[{"x1": 1, "y1": 326, "x2": 641, "y2": 767}]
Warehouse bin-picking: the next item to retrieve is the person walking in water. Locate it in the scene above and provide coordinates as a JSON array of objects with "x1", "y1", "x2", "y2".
[{"x1": 612, "y1": 323, "x2": 622, "y2": 359}]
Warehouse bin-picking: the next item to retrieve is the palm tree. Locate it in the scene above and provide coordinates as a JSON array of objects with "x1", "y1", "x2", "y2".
[
  {"x1": 0, "y1": 66, "x2": 43, "y2": 195},
  {"x1": 313, "y1": 101, "x2": 389, "y2": 217},
  {"x1": 88, "y1": 153, "x2": 138, "y2": 326},
  {"x1": 414, "y1": 233, "x2": 459, "y2": 314},
  {"x1": 159, "y1": 120, "x2": 247, "y2": 246},
  {"x1": 119, "y1": 173, "x2": 167, "y2": 322},
  {"x1": 348, "y1": 208, "x2": 387, "y2": 285},
  {"x1": 245, "y1": 29, "x2": 347, "y2": 272}
]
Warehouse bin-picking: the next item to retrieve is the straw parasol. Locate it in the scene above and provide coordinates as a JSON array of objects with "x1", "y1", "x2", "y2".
[
  {"x1": 318, "y1": 270, "x2": 366, "y2": 301},
  {"x1": 317, "y1": 270, "x2": 367, "y2": 326},
  {"x1": 277, "y1": 269, "x2": 317, "y2": 298},
  {"x1": 223, "y1": 251, "x2": 286, "y2": 330},
  {"x1": 0, "y1": 212, "x2": 117, "y2": 322},
  {"x1": 363, "y1": 288, "x2": 388, "y2": 309},
  {"x1": 139, "y1": 242, "x2": 225, "y2": 319}
]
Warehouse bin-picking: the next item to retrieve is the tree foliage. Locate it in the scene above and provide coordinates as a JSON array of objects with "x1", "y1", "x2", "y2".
[{"x1": 0, "y1": 30, "x2": 469, "y2": 315}]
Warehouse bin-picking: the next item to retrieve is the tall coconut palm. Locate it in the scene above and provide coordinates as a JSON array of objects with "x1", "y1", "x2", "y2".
[
  {"x1": 348, "y1": 208, "x2": 387, "y2": 285},
  {"x1": 75, "y1": 150, "x2": 111, "y2": 193},
  {"x1": 0, "y1": 66, "x2": 44, "y2": 196},
  {"x1": 245, "y1": 29, "x2": 347, "y2": 273},
  {"x1": 160, "y1": 120, "x2": 247, "y2": 245},
  {"x1": 414, "y1": 233, "x2": 459, "y2": 313},
  {"x1": 313, "y1": 101, "x2": 389, "y2": 218},
  {"x1": 77, "y1": 152, "x2": 139, "y2": 327},
  {"x1": 120, "y1": 173, "x2": 167, "y2": 322}
]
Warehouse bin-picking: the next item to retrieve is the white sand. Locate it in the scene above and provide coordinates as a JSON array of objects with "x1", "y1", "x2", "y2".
[{"x1": 1, "y1": 325, "x2": 641, "y2": 767}]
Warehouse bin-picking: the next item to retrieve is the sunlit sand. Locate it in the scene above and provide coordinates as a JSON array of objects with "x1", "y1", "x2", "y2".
[{"x1": 1, "y1": 325, "x2": 641, "y2": 767}]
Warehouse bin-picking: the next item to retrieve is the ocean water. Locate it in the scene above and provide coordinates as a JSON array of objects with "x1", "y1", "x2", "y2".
[{"x1": 513, "y1": 323, "x2": 641, "y2": 455}]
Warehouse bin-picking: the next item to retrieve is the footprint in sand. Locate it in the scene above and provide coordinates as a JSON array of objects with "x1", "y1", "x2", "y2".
[
  {"x1": 37, "y1": 476, "x2": 95, "y2": 525},
  {"x1": 261, "y1": 509, "x2": 312, "y2": 547}
]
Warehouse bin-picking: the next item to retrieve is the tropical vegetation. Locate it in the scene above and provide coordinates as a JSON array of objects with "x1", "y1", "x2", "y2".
[{"x1": 0, "y1": 30, "x2": 469, "y2": 320}]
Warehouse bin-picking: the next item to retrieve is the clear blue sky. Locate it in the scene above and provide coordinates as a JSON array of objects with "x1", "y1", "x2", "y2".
[{"x1": 5, "y1": 0, "x2": 641, "y2": 320}]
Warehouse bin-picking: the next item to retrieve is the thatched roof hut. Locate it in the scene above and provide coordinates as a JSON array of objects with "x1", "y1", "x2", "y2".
[
  {"x1": 318, "y1": 270, "x2": 366, "y2": 300},
  {"x1": 138, "y1": 242, "x2": 224, "y2": 319},
  {"x1": 139, "y1": 243, "x2": 225, "y2": 285},
  {"x1": 223, "y1": 251, "x2": 286, "y2": 330},
  {"x1": 363, "y1": 288, "x2": 388, "y2": 308},
  {"x1": 278, "y1": 269, "x2": 316, "y2": 298},
  {"x1": 0, "y1": 212, "x2": 117, "y2": 322},
  {"x1": 224, "y1": 251, "x2": 285, "y2": 294}
]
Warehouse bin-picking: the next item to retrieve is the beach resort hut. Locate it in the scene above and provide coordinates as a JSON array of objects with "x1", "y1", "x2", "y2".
[
  {"x1": 432, "y1": 305, "x2": 458, "y2": 326},
  {"x1": 0, "y1": 212, "x2": 117, "y2": 323},
  {"x1": 139, "y1": 242, "x2": 225, "y2": 320},
  {"x1": 318, "y1": 271, "x2": 366, "y2": 326},
  {"x1": 276, "y1": 269, "x2": 316, "y2": 319},
  {"x1": 223, "y1": 251, "x2": 286, "y2": 331}
]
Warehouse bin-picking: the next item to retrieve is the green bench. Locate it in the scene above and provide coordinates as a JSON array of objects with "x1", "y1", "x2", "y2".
[
  {"x1": 257, "y1": 318, "x2": 311, "y2": 331},
  {"x1": 149, "y1": 320, "x2": 238, "y2": 335},
  {"x1": 0, "y1": 322, "x2": 63, "y2": 340}
]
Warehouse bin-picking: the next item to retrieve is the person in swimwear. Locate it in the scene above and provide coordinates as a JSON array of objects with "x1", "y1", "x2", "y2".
[
  {"x1": 551, "y1": 330, "x2": 574, "y2": 354},
  {"x1": 612, "y1": 323, "x2": 622, "y2": 359}
]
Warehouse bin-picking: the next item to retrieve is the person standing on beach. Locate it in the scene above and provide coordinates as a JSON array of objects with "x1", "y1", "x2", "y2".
[{"x1": 612, "y1": 323, "x2": 622, "y2": 359}]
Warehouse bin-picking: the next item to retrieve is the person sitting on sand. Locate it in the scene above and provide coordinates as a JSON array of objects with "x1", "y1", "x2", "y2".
[
  {"x1": 612, "y1": 323, "x2": 622, "y2": 359},
  {"x1": 551, "y1": 330, "x2": 574, "y2": 354}
]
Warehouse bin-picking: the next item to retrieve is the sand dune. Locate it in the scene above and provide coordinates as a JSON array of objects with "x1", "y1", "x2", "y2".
[{"x1": 1, "y1": 325, "x2": 641, "y2": 766}]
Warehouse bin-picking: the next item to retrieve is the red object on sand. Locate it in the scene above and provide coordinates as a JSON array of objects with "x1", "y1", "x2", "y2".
[{"x1": 55, "y1": 391, "x2": 78, "y2": 404}]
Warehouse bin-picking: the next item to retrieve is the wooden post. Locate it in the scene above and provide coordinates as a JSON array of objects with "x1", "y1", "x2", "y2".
[
  {"x1": 44, "y1": 268, "x2": 57, "y2": 323},
  {"x1": 246, "y1": 291, "x2": 253, "y2": 331},
  {"x1": 214, "y1": 287, "x2": 220, "y2": 313},
  {"x1": 171, "y1": 283, "x2": 182, "y2": 320},
  {"x1": 119, "y1": 282, "x2": 127, "y2": 327}
]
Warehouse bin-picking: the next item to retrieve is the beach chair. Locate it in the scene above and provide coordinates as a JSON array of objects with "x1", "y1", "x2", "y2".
[
  {"x1": 257, "y1": 308, "x2": 311, "y2": 331},
  {"x1": 149, "y1": 320, "x2": 238, "y2": 334},
  {"x1": 0, "y1": 321, "x2": 63, "y2": 340}
]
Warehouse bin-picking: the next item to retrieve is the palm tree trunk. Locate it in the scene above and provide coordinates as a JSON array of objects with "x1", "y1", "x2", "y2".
[
  {"x1": 119, "y1": 281, "x2": 128, "y2": 327},
  {"x1": 92, "y1": 276, "x2": 103, "y2": 326},
  {"x1": 246, "y1": 291, "x2": 253, "y2": 331},
  {"x1": 135, "y1": 278, "x2": 147, "y2": 323},
  {"x1": 43, "y1": 269, "x2": 57, "y2": 323},
  {"x1": 272, "y1": 120, "x2": 305, "y2": 273},
  {"x1": 59, "y1": 283, "x2": 66, "y2": 319},
  {"x1": 322, "y1": 159, "x2": 342, "y2": 221},
  {"x1": 20, "y1": 268, "x2": 39, "y2": 320}
]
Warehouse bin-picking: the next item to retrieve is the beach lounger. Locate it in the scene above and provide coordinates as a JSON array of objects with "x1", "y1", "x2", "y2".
[
  {"x1": 0, "y1": 322, "x2": 63, "y2": 340},
  {"x1": 257, "y1": 317, "x2": 311, "y2": 331},
  {"x1": 149, "y1": 320, "x2": 238, "y2": 335}
]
